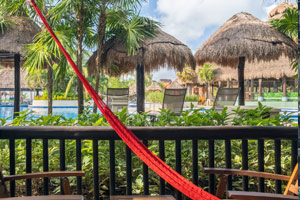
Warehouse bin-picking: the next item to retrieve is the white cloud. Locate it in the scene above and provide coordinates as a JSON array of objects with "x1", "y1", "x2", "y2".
[{"x1": 156, "y1": 0, "x2": 278, "y2": 43}]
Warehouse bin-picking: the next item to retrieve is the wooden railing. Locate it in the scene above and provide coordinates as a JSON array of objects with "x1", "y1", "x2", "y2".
[{"x1": 0, "y1": 126, "x2": 297, "y2": 200}]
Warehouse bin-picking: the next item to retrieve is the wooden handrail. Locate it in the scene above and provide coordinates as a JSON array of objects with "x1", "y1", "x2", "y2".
[{"x1": 4, "y1": 171, "x2": 85, "y2": 181}]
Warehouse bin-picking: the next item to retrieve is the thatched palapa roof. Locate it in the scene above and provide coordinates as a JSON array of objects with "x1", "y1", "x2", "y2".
[
  {"x1": 209, "y1": 55, "x2": 297, "y2": 81},
  {"x1": 0, "y1": 68, "x2": 29, "y2": 89},
  {"x1": 195, "y1": 12, "x2": 297, "y2": 68},
  {"x1": 87, "y1": 29, "x2": 195, "y2": 76},
  {"x1": 0, "y1": 17, "x2": 40, "y2": 67},
  {"x1": 146, "y1": 81, "x2": 162, "y2": 92},
  {"x1": 167, "y1": 79, "x2": 184, "y2": 89},
  {"x1": 268, "y1": 2, "x2": 297, "y2": 20}
]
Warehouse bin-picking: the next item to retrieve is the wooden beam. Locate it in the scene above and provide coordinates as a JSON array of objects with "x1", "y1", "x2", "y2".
[
  {"x1": 13, "y1": 54, "x2": 20, "y2": 119},
  {"x1": 237, "y1": 56, "x2": 245, "y2": 105}
]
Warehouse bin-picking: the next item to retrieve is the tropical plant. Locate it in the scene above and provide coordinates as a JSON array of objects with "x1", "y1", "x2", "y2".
[
  {"x1": 270, "y1": 7, "x2": 298, "y2": 73},
  {"x1": 177, "y1": 65, "x2": 197, "y2": 85},
  {"x1": 197, "y1": 64, "x2": 217, "y2": 100}
]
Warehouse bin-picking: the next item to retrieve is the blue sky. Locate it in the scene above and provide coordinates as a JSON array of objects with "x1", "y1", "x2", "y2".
[{"x1": 140, "y1": 0, "x2": 285, "y2": 81}]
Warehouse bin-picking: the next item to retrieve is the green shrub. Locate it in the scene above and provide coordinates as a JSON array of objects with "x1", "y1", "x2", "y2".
[
  {"x1": 185, "y1": 95, "x2": 198, "y2": 102},
  {"x1": 146, "y1": 92, "x2": 164, "y2": 103}
]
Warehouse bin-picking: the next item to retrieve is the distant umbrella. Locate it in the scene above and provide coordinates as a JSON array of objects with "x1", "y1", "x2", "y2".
[
  {"x1": 195, "y1": 12, "x2": 297, "y2": 105},
  {"x1": 268, "y1": 2, "x2": 297, "y2": 20},
  {"x1": 146, "y1": 81, "x2": 162, "y2": 92}
]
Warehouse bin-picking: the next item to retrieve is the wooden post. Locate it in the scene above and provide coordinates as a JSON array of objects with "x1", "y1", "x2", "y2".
[
  {"x1": 274, "y1": 80, "x2": 278, "y2": 93},
  {"x1": 13, "y1": 54, "x2": 21, "y2": 118},
  {"x1": 250, "y1": 79, "x2": 254, "y2": 100},
  {"x1": 258, "y1": 79, "x2": 263, "y2": 97},
  {"x1": 282, "y1": 75, "x2": 287, "y2": 101},
  {"x1": 237, "y1": 56, "x2": 245, "y2": 105},
  {"x1": 218, "y1": 81, "x2": 222, "y2": 88},
  {"x1": 226, "y1": 79, "x2": 230, "y2": 88},
  {"x1": 136, "y1": 63, "x2": 145, "y2": 113}
]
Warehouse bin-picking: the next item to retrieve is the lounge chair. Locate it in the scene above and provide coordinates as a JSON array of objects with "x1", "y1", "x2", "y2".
[
  {"x1": 203, "y1": 163, "x2": 298, "y2": 199},
  {"x1": 213, "y1": 88, "x2": 239, "y2": 108},
  {"x1": 0, "y1": 170, "x2": 85, "y2": 198},
  {"x1": 107, "y1": 88, "x2": 129, "y2": 112},
  {"x1": 162, "y1": 88, "x2": 187, "y2": 116}
]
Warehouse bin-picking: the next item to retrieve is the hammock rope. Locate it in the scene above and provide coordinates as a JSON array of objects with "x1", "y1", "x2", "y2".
[{"x1": 30, "y1": 1, "x2": 220, "y2": 199}]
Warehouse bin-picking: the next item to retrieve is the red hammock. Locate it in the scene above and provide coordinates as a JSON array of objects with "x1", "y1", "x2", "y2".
[{"x1": 30, "y1": 1, "x2": 219, "y2": 199}]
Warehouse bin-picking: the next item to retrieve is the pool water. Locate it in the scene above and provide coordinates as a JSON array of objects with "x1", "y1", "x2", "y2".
[{"x1": 0, "y1": 105, "x2": 298, "y2": 122}]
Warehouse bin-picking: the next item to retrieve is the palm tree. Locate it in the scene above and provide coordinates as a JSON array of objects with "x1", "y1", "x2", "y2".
[
  {"x1": 48, "y1": 0, "x2": 98, "y2": 114},
  {"x1": 198, "y1": 64, "x2": 217, "y2": 101},
  {"x1": 270, "y1": 7, "x2": 298, "y2": 72}
]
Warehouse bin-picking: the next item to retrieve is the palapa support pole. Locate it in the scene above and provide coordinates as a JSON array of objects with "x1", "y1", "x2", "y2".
[
  {"x1": 237, "y1": 56, "x2": 245, "y2": 105},
  {"x1": 273, "y1": 80, "x2": 278, "y2": 93},
  {"x1": 282, "y1": 75, "x2": 287, "y2": 102},
  {"x1": 226, "y1": 79, "x2": 230, "y2": 88},
  {"x1": 258, "y1": 79, "x2": 263, "y2": 101},
  {"x1": 13, "y1": 54, "x2": 21, "y2": 118},
  {"x1": 136, "y1": 49, "x2": 145, "y2": 113},
  {"x1": 250, "y1": 79, "x2": 254, "y2": 100}
]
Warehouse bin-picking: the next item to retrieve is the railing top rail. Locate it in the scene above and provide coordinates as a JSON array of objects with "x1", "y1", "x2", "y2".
[{"x1": 0, "y1": 126, "x2": 297, "y2": 140}]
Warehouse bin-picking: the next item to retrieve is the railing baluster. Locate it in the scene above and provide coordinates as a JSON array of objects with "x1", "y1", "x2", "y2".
[
  {"x1": 93, "y1": 140, "x2": 99, "y2": 200},
  {"x1": 257, "y1": 140, "x2": 264, "y2": 192},
  {"x1": 60, "y1": 139, "x2": 65, "y2": 194},
  {"x1": 143, "y1": 140, "x2": 149, "y2": 195},
  {"x1": 159, "y1": 140, "x2": 165, "y2": 195},
  {"x1": 225, "y1": 139, "x2": 232, "y2": 190},
  {"x1": 43, "y1": 139, "x2": 49, "y2": 195},
  {"x1": 208, "y1": 140, "x2": 215, "y2": 195},
  {"x1": 175, "y1": 140, "x2": 182, "y2": 200},
  {"x1": 242, "y1": 139, "x2": 248, "y2": 191},
  {"x1": 26, "y1": 139, "x2": 32, "y2": 196},
  {"x1": 76, "y1": 139, "x2": 82, "y2": 195},
  {"x1": 9, "y1": 139, "x2": 15, "y2": 197},
  {"x1": 126, "y1": 145, "x2": 132, "y2": 195},
  {"x1": 192, "y1": 139, "x2": 198, "y2": 186},
  {"x1": 274, "y1": 140, "x2": 281, "y2": 194},
  {"x1": 291, "y1": 140, "x2": 297, "y2": 172},
  {"x1": 109, "y1": 140, "x2": 116, "y2": 196}
]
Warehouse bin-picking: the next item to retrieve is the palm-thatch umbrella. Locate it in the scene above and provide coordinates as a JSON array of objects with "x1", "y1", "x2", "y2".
[
  {"x1": 0, "y1": 68, "x2": 29, "y2": 89},
  {"x1": 268, "y1": 2, "x2": 297, "y2": 20},
  {"x1": 146, "y1": 81, "x2": 162, "y2": 92},
  {"x1": 0, "y1": 17, "x2": 40, "y2": 116},
  {"x1": 195, "y1": 12, "x2": 297, "y2": 105},
  {"x1": 167, "y1": 79, "x2": 184, "y2": 89},
  {"x1": 87, "y1": 29, "x2": 195, "y2": 112}
]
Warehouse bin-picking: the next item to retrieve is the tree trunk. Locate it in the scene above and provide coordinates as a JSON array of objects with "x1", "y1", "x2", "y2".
[
  {"x1": 136, "y1": 63, "x2": 145, "y2": 113},
  {"x1": 47, "y1": 65, "x2": 53, "y2": 115},
  {"x1": 93, "y1": 2, "x2": 107, "y2": 113},
  {"x1": 76, "y1": 1, "x2": 85, "y2": 114},
  {"x1": 237, "y1": 57, "x2": 245, "y2": 106},
  {"x1": 282, "y1": 75, "x2": 287, "y2": 97}
]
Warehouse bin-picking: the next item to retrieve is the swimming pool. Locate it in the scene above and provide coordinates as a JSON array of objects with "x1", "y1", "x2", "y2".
[{"x1": 0, "y1": 105, "x2": 298, "y2": 122}]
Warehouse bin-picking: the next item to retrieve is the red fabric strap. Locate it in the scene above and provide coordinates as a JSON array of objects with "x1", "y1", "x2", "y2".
[{"x1": 30, "y1": 1, "x2": 219, "y2": 199}]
